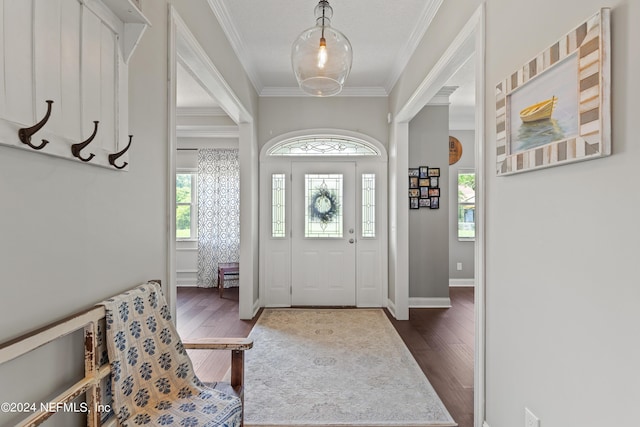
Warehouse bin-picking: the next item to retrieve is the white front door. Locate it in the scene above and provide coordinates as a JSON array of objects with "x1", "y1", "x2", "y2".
[{"x1": 291, "y1": 162, "x2": 356, "y2": 305}]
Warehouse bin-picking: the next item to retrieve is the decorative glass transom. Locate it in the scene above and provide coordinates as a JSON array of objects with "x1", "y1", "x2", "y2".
[
  {"x1": 305, "y1": 174, "x2": 343, "y2": 238},
  {"x1": 268, "y1": 136, "x2": 380, "y2": 156}
]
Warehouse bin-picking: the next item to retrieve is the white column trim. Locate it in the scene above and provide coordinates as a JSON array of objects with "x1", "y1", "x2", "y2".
[{"x1": 391, "y1": 5, "x2": 486, "y2": 427}]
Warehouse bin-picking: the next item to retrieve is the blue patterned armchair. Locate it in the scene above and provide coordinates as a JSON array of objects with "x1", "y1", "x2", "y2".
[{"x1": 101, "y1": 282, "x2": 252, "y2": 427}]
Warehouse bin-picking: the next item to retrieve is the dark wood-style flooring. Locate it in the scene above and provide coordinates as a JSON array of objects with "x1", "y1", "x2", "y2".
[{"x1": 176, "y1": 286, "x2": 474, "y2": 427}]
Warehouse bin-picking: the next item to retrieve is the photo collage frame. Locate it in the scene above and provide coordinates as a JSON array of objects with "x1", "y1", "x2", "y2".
[{"x1": 409, "y1": 166, "x2": 440, "y2": 209}]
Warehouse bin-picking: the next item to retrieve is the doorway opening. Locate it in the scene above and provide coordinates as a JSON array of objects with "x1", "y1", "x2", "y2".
[{"x1": 167, "y1": 7, "x2": 259, "y2": 323}]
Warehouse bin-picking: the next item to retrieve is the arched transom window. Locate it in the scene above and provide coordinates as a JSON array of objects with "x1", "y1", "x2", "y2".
[{"x1": 267, "y1": 136, "x2": 380, "y2": 156}]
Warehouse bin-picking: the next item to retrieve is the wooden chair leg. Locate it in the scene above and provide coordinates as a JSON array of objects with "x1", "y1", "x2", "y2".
[
  {"x1": 218, "y1": 270, "x2": 224, "y2": 297},
  {"x1": 231, "y1": 349, "x2": 245, "y2": 426}
]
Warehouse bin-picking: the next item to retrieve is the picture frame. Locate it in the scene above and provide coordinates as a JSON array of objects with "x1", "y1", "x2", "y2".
[
  {"x1": 408, "y1": 168, "x2": 420, "y2": 177},
  {"x1": 429, "y1": 177, "x2": 439, "y2": 188},
  {"x1": 419, "y1": 178, "x2": 430, "y2": 187},
  {"x1": 496, "y1": 8, "x2": 611, "y2": 175},
  {"x1": 420, "y1": 187, "x2": 429, "y2": 198},
  {"x1": 428, "y1": 187, "x2": 440, "y2": 197},
  {"x1": 410, "y1": 197, "x2": 419, "y2": 210},
  {"x1": 419, "y1": 198, "x2": 431, "y2": 208},
  {"x1": 419, "y1": 166, "x2": 429, "y2": 179},
  {"x1": 409, "y1": 177, "x2": 419, "y2": 189},
  {"x1": 429, "y1": 197, "x2": 440, "y2": 209},
  {"x1": 428, "y1": 167, "x2": 440, "y2": 177},
  {"x1": 409, "y1": 189, "x2": 420, "y2": 198}
]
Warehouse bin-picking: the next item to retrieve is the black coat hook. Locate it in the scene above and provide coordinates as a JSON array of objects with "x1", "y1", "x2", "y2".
[
  {"x1": 18, "y1": 100, "x2": 53, "y2": 150},
  {"x1": 108, "y1": 135, "x2": 133, "y2": 170},
  {"x1": 71, "y1": 121, "x2": 99, "y2": 162}
]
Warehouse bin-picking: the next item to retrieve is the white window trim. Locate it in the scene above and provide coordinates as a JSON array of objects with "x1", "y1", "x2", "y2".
[
  {"x1": 176, "y1": 168, "x2": 198, "y2": 241},
  {"x1": 457, "y1": 169, "x2": 475, "y2": 242}
]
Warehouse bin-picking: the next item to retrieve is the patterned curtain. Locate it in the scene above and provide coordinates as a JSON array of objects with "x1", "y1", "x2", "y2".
[{"x1": 197, "y1": 149, "x2": 240, "y2": 288}]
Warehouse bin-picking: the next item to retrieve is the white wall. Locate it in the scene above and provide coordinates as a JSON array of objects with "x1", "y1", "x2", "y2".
[
  {"x1": 0, "y1": 2, "x2": 168, "y2": 424},
  {"x1": 393, "y1": 0, "x2": 640, "y2": 426},
  {"x1": 408, "y1": 105, "x2": 450, "y2": 301},
  {"x1": 483, "y1": 2, "x2": 640, "y2": 426},
  {"x1": 258, "y1": 97, "x2": 389, "y2": 148},
  {"x1": 0, "y1": 1, "x2": 257, "y2": 424}
]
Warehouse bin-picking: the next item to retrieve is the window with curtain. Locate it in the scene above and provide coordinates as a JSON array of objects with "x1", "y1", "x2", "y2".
[{"x1": 197, "y1": 149, "x2": 240, "y2": 288}]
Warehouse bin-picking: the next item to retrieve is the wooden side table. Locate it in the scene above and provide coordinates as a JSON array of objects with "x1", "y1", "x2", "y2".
[{"x1": 217, "y1": 262, "x2": 239, "y2": 297}]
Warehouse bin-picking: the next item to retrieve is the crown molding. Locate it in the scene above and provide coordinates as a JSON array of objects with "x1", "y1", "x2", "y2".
[
  {"x1": 207, "y1": 0, "x2": 263, "y2": 93},
  {"x1": 176, "y1": 125, "x2": 239, "y2": 138},
  {"x1": 428, "y1": 85, "x2": 459, "y2": 105},
  {"x1": 176, "y1": 106, "x2": 228, "y2": 117},
  {"x1": 259, "y1": 86, "x2": 388, "y2": 98},
  {"x1": 384, "y1": 0, "x2": 444, "y2": 92}
]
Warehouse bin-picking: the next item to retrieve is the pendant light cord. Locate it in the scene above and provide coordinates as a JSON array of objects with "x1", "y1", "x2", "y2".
[{"x1": 321, "y1": 2, "x2": 326, "y2": 40}]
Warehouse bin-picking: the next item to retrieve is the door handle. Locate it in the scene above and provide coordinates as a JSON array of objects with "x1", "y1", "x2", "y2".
[{"x1": 349, "y1": 238, "x2": 355, "y2": 244}]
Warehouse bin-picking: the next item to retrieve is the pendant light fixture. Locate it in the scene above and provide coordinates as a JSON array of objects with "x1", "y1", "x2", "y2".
[{"x1": 291, "y1": 0, "x2": 353, "y2": 97}]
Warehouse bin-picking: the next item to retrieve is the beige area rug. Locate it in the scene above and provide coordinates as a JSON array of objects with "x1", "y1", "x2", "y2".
[{"x1": 244, "y1": 309, "x2": 457, "y2": 427}]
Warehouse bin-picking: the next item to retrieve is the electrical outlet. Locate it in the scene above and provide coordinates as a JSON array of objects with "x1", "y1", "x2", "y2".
[
  {"x1": 456, "y1": 262, "x2": 463, "y2": 271},
  {"x1": 525, "y1": 408, "x2": 540, "y2": 427}
]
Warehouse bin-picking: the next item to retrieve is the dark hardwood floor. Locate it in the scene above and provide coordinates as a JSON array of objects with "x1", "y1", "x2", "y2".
[
  {"x1": 387, "y1": 287, "x2": 475, "y2": 427},
  {"x1": 176, "y1": 287, "x2": 260, "y2": 383},
  {"x1": 176, "y1": 286, "x2": 474, "y2": 427}
]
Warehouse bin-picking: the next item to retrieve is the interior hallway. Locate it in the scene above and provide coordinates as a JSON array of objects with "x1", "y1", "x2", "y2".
[{"x1": 176, "y1": 286, "x2": 474, "y2": 427}]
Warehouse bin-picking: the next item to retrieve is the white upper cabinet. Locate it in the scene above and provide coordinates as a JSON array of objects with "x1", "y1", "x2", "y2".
[{"x1": 0, "y1": 0, "x2": 150, "y2": 170}]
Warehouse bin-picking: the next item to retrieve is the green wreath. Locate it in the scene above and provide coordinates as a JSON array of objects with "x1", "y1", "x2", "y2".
[{"x1": 309, "y1": 187, "x2": 340, "y2": 224}]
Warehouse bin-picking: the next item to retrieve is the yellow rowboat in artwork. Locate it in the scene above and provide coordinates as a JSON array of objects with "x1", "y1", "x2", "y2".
[{"x1": 519, "y1": 96, "x2": 557, "y2": 123}]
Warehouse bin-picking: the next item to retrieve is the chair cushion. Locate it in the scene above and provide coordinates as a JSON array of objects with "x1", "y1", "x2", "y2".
[
  {"x1": 205, "y1": 382, "x2": 240, "y2": 399},
  {"x1": 100, "y1": 283, "x2": 243, "y2": 427}
]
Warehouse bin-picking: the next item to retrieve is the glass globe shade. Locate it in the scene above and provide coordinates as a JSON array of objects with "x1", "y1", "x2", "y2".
[{"x1": 291, "y1": 24, "x2": 352, "y2": 97}]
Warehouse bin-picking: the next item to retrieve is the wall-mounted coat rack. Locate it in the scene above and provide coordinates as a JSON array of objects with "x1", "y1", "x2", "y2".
[
  {"x1": 18, "y1": 100, "x2": 53, "y2": 151},
  {"x1": 108, "y1": 136, "x2": 133, "y2": 170},
  {"x1": 71, "y1": 121, "x2": 99, "y2": 162},
  {"x1": 7, "y1": 98, "x2": 134, "y2": 170},
  {"x1": 0, "y1": 0, "x2": 149, "y2": 171}
]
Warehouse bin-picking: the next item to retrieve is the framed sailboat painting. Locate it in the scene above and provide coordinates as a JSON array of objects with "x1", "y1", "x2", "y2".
[{"x1": 495, "y1": 8, "x2": 611, "y2": 175}]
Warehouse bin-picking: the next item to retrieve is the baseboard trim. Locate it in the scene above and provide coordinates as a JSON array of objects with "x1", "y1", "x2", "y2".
[
  {"x1": 409, "y1": 297, "x2": 452, "y2": 308},
  {"x1": 386, "y1": 298, "x2": 397, "y2": 318},
  {"x1": 449, "y1": 278, "x2": 475, "y2": 287},
  {"x1": 176, "y1": 281, "x2": 198, "y2": 287},
  {"x1": 177, "y1": 269, "x2": 198, "y2": 287},
  {"x1": 252, "y1": 299, "x2": 261, "y2": 318}
]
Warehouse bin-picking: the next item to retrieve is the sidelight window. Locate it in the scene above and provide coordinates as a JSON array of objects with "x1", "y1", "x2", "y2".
[
  {"x1": 272, "y1": 173, "x2": 286, "y2": 238},
  {"x1": 361, "y1": 174, "x2": 376, "y2": 238}
]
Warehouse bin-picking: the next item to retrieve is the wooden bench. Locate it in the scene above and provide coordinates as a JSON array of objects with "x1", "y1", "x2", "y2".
[
  {"x1": 0, "y1": 282, "x2": 252, "y2": 426},
  {"x1": 218, "y1": 262, "x2": 240, "y2": 297}
]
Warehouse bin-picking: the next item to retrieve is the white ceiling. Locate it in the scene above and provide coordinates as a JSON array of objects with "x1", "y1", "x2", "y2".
[
  {"x1": 176, "y1": 61, "x2": 218, "y2": 108},
  {"x1": 177, "y1": 0, "x2": 476, "y2": 128},
  {"x1": 208, "y1": 0, "x2": 444, "y2": 96}
]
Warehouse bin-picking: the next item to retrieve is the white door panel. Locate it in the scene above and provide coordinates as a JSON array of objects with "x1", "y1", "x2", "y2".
[{"x1": 291, "y1": 162, "x2": 356, "y2": 306}]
